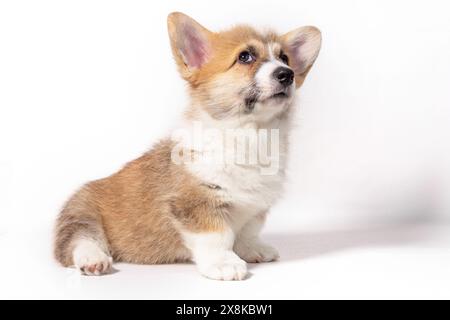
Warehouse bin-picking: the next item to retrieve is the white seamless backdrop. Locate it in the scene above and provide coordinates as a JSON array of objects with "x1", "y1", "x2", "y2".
[{"x1": 1, "y1": 0, "x2": 450, "y2": 299}]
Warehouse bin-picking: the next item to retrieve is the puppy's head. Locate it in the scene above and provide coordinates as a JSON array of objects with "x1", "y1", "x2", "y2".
[{"x1": 167, "y1": 12, "x2": 321, "y2": 123}]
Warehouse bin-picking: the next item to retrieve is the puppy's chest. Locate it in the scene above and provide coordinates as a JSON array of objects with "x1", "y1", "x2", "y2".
[
  {"x1": 192, "y1": 161, "x2": 285, "y2": 212},
  {"x1": 186, "y1": 142, "x2": 287, "y2": 215}
]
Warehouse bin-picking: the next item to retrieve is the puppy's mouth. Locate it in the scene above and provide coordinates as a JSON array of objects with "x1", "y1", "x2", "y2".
[
  {"x1": 265, "y1": 89, "x2": 291, "y2": 102},
  {"x1": 244, "y1": 89, "x2": 290, "y2": 111},
  {"x1": 270, "y1": 91, "x2": 289, "y2": 99}
]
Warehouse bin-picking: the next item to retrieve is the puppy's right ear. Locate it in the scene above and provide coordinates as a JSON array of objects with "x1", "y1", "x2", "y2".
[{"x1": 167, "y1": 12, "x2": 213, "y2": 80}]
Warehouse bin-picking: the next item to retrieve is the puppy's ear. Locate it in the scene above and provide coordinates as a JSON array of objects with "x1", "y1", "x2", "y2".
[
  {"x1": 282, "y1": 26, "x2": 321, "y2": 87},
  {"x1": 167, "y1": 12, "x2": 213, "y2": 80}
]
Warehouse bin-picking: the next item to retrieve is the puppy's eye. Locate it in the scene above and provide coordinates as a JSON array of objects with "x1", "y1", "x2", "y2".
[
  {"x1": 238, "y1": 51, "x2": 254, "y2": 64},
  {"x1": 280, "y1": 52, "x2": 289, "y2": 65}
]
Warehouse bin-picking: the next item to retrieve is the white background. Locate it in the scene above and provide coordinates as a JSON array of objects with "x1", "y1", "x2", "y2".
[{"x1": 1, "y1": 0, "x2": 450, "y2": 299}]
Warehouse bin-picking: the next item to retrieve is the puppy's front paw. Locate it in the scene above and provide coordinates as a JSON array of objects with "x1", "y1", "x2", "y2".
[
  {"x1": 234, "y1": 241, "x2": 279, "y2": 263},
  {"x1": 198, "y1": 252, "x2": 247, "y2": 281}
]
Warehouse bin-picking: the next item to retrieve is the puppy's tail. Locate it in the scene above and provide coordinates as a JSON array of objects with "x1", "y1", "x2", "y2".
[{"x1": 54, "y1": 184, "x2": 111, "y2": 270}]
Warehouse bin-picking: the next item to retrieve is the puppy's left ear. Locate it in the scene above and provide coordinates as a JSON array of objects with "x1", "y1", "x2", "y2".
[{"x1": 282, "y1": 26, "x2": 322, "y2": 87}]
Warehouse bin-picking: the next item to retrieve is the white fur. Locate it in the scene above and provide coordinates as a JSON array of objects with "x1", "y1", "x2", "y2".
[
  {"x1": 72, "y1": 238, "x2": 112, "y2": 276},
  {"x1": 179, "y1": 112, "x2": 290, "y2": 229},
  {"x1": 181, "y1": 229, "x2": 247, "y2": 281},
  {"x1": 175, "y1": 112, "x2": 287, "y2": 280}
]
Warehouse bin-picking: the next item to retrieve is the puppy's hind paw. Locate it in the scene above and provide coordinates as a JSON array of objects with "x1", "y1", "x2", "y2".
[{"x1": 73, "y1": 239, "x2": 113, "y2": 276}]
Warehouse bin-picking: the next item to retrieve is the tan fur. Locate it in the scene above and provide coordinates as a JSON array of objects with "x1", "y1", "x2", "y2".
[{"x1": 55, "y1": 140, "x2": 230, "y2": 266}]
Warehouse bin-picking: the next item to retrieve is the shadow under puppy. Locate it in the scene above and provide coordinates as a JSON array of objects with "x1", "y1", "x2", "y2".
[{"x1": 54, "y1": 12, "x2": 321, "y2": 280}]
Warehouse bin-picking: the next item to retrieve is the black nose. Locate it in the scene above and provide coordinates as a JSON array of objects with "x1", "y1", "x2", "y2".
[{"x1": 273, "y1": 67, "x2": 294, "y2": 86}]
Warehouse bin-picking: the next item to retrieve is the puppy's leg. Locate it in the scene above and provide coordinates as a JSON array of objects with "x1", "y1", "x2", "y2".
[
  {"x1": 54, "y1": 186, "x2": 113, "y2": 276},
  {"x1": 182, "y1": 227, "x2": 247, "y2": 281},
  {"x1": 233, "y1": 213, "x2": 279, "y2": 263}
]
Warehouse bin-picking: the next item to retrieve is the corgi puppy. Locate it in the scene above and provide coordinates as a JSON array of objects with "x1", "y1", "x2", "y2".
[{"x1": 54, "y1": 12, "x2": 321, "y2": 280}]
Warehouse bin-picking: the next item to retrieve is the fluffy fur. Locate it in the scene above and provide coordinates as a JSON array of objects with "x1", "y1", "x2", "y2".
[{"x1": 54, "y1": 12, "x2": 321, "y2": 280}]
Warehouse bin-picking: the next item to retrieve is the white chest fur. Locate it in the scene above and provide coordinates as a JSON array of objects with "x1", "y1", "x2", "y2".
[{"x1": 174, "y1": 115, "x2": 290, "y2": 230}]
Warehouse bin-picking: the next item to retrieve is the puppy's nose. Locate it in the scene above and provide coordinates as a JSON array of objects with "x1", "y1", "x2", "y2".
[{"x1": 273, "y1": 67, "x2": 294, "y2": 86}]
